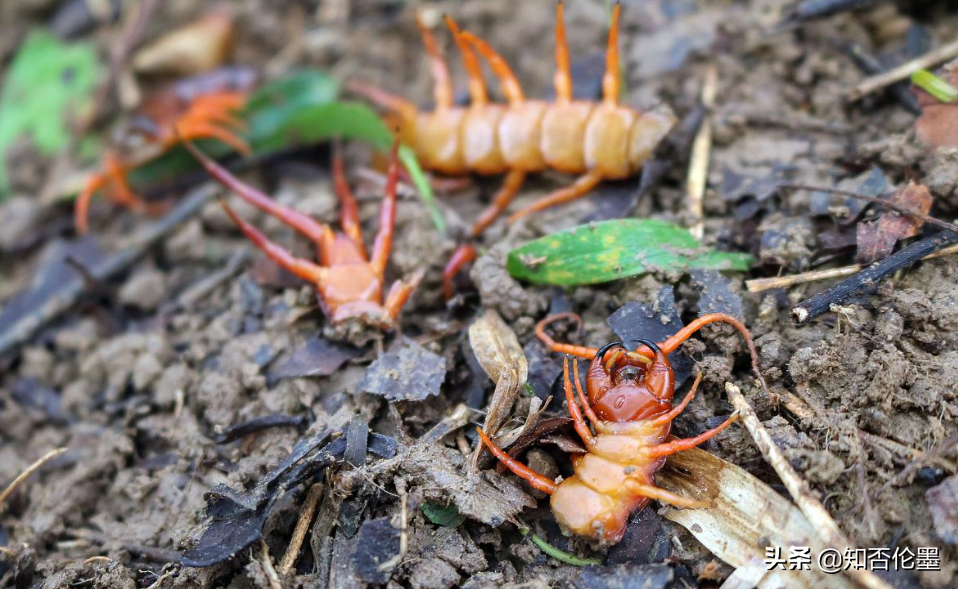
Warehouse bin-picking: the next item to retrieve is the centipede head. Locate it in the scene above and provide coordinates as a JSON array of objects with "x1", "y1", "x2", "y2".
[{"x1": 586, "y1": 340, "x2": 675, "y2": 423}]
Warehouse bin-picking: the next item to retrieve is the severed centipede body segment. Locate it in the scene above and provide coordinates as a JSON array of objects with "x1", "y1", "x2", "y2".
[
  {"x1": 478, "y1": 312, "x2": 767, "y2": 542},
  {"x1": 349, "y1": 4, "x2": 676, "y2": 296}
]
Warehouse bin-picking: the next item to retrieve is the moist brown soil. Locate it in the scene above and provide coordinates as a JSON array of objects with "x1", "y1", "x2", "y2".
[{"x1": 2, "y1": 1, "x2": 958, "y2": 588}]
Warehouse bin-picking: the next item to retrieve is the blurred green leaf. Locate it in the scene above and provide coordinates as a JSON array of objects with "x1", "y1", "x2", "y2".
[
  {"x1": 507, "y1": 219, "x2": 752, "y2": 286},
  {"x1": 421, "y1": 502, "x2": 465, "y2": 528},
  {"x1": 0, "y1": 30, "x2": 100, "y2": 194},
  {"x1": 911, "y1": 69, "x2": 958, "y2": 103},
  {"x1": 121, "y1": 70, "x2": 445, "y2": 232}
]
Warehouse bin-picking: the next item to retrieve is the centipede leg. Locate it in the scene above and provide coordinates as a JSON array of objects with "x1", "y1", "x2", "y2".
[
  {"x1": 442, "y1": 244, "x2": 477, "y2": 300},
  {"x1": 571, "y1": 358, "x2": 600, "y2": 427},
  {"x1": 602, "y1": 3, "x2": 622, "y2": 104},
  {"x1": 461, "y1": 31, "x2": 525, "y2": 105},
  {"x1": 563, "y1": 358, "x2": 595, "y2": 445},
  {"x1": 74, "y1": 173, "x2": 108, "y2": 234},
  {"x1": 627, "y1": 481, "x2": 708, "y2": 509},
  {"x1": 507, "y1": 170, "x2": 603, "y2": 223},
  {"x1": 554, "y1": 2, "x2": 572, "y2": 102},
  {"x1": 471, "y1": 169, "x2": 526, "y2": 237},
  {"x1": 647, "y1": 371, "x2": 702, "y2": 427},
  {"x1": 370, "y1": 139, "x2": 401, "y2": 276},
  {"x1": 384, "y1": 269, "x2": 424, "y2": 322},
  {"x1": 445, "y1": 16, "x2": 488, "y2": 105},
  {"x1": 415, "y1": 12, "x2": 453, "y2": 110},
  {"x1": 645, "y1": 412, "x2": 740, "y2": 459},
  {"x1": 476, "y1": 428, "x2": 558, "y2": 494},
  {"x1": 183, "y1": 140, "x2": 335, "y2": 254},
  {"x1": 332, "y1": 141, "x2": 367, "y2": 258},
  {"x1": 219, "y1": 198, "x2": 328, "y2": 285}
]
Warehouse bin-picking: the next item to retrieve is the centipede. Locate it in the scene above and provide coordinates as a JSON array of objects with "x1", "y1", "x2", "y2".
[
  {"x1": 477, "y1": 312, "x2": 768, "y2": 543},
  {"x1": 348, "y1": 3, "x2": 676, "y2": 297}
]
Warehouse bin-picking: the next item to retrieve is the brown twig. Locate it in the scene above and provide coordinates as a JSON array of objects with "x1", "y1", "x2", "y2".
[
  {"x1": 279, "y1": 483, "x2": 324, "y2": 575},
  {"x1": 686, "y1": 63, "x2": 717, "y2": 241},
  {"x1": 725, "y1": 383, "x2": 893, "y2": 589},
  {"x1": 848, "y1": 37, "x2": 958, "y2": 101},
  {"x1": 0, "y1": 448, "x2": 67, "y2": 515}
]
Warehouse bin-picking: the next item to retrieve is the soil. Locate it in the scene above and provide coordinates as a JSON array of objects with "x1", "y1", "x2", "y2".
[{"x1": 2, "y1": 0, "x2": 958, "y2": 588}]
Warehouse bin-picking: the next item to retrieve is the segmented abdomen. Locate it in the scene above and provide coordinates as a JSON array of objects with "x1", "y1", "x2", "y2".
[
  {"x1": 549, "y1": 427, "x2": 668, "y2": 542},
  {"x1": 412, "y1": 100, "x2": 674, "y2": 179}
]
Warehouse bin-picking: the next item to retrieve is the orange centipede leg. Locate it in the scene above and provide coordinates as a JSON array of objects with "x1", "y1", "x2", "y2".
[
  {"x1": 74, "y1": 173, "x2": 108, "y2": 234},
  {"x1": 507, "y1": 169, "x2": 603, "y2": 223},
  {"x1": 534, "y1": 312, "x2": 598, "y2": 359},
  {"x1": 445, "y1": 15, "x2": 488, "y2": 105},
  {"x1": 571, "y1": 358, "x2": 599, "y2": 427},
  {"x1": 627, "y1": 481, "x2": 708, "y2": 509},
  {"x1": 183, "y1": 140, "x2": 333, "y2": 249},
  {"x1": 554, "y1": 1, "x2": 572, "y2": 102},
  {"x1": 644, "y1": 412, "x2": 740, "y2": 459},
  {"x1": 219, "y1": 198, "x2": 328, "y2": 285},
  {"x1": 461, "y1": 31, "x2": 525, "y2": 105},
  {"x1": 647, "y1": 371, "x2": 702, "y2": 427},
  {"x1": 370, "y1": 139, "x2": 401, "y2": 276},
  {"x1": 415, "y1": 13, "x2": 454, "y2": 110},
  {"x1": 442, "y1": 243, "x2": 477, "y2": 300},
  {"x1": 603, "y1": 2, "x2": 622, "y2": 104},
  {"x1": 471, "y1": 169, "x2": 526, "y2": 237},
  {"x1": 563, "y1": 358, "x2": 595, "y2": 446},
  {"x1": 332, "y1": 142, "x2": 367, "y2": 259},
  {"x1": 384, "y1": 269, "x2": 424, "y2": 322},
  {"x1": 475, "y1": 428, "x2": 558, "y2": 494},
  {"x1": 177, "y1": 120, "x2": 251, "y2": 156}
]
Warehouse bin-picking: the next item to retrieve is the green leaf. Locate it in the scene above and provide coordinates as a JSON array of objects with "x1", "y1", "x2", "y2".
[
  {"x1": 421, "y1": 503, "x2": 465, "y2": 528},
  {"x1": 244, "y1": 98, "x2": 445, "y2": 233},
  {"x1": 519, "y1": 527, "x2": 600, "y2": 566},
  {"x1": 0, "y1": 30, "x2": 100, "y2": 193},
  {"x1": 911, "y1": 69, "x2": 958, "y2": 103},
  {"x1": 507, "y1": 219, "x2": 752, "y2": 286}
]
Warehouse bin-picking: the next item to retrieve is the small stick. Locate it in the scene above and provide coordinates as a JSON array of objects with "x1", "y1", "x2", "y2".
[
  {"x1": 725, "y1": 383, "x2": 894, "y2": 589},
  {"x1": 839, "y1": 41, "x2": 921, "y2": 114},
  {"x1": 279, "y1": 483, "x2": 324, "y2": 575},
  {"x1": 792, "y1": 231, "x2": 958, "y2": 323},
  {"x1": 848, "y1": 37, "x2": 958, "y2": 101},
  {"x1": 0, "y1": 185, "x2": 215, "y2": 359},
  {"x1": 778, "y1": 184, "x2": 958, "y2": 235},
  {"x1": 0, "y1": 447, "x2": 67, "y2": 514},
  {"x1": 747, "y1": 242, "x2": 958, "y2": 292},
  {"x1": 686, "y1": 63, "x2": 717, "y2": 241}
]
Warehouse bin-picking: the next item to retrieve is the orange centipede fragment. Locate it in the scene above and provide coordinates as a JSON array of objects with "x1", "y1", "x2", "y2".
[
  {"x1": 348, "y1": 3, "x2": 676, "y2": 297},
  {"x1": 477, "y1": 312, "x2": 768, "y2": 543},
  {"x1": 75, "y1": 67, "x2": 257, "y2": 234},
  {"x1": 184, "y1": 137, "x2": 422, "y2": 335}
]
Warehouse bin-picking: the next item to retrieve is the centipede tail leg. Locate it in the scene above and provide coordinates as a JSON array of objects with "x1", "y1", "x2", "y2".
[
  {"x1": 332, "y1": 141, "x2": 367, "y2": 258},
  {"x1": 645, "y1": 412, "x2": 740, "y2": 459},
  {"x1": 476, "y1": 428, "x2": 558, "y2": 494},
  {"x1": 603, "y1": 2, "x2": 622, "y2": 104},
  {"x1": 554, "y1": 2, "x2": 572, "y2": 102},
  {"x1": 507, "y1": 169, "x2": 604, "y2": 222},
  {"x1": 471, "y1": 169, "x2": 526, "y2": 237},
  {"x1": 627, "y1": 481, "x2": 708, "y2": 509},
  {"x1": 563, "y1": 358, "x2": 595, "y2": 445},
  {"x1": 442, "y1": 243, "x2": 477, "y2": 300}
]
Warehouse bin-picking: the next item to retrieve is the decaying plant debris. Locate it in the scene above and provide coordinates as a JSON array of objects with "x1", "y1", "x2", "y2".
[{"x1": 2, "y1": 1, "x2": 958, "y2": 588}]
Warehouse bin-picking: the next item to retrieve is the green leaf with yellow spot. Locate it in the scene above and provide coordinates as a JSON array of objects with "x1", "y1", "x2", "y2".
[{"x1": 506, "y1": 219, "x2": 752, "y2": 285}]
